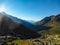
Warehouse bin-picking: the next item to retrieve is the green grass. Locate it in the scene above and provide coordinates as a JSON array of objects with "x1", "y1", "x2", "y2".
[{"x1": 7, "y1": 38, "x2": 60, "y2": 45}]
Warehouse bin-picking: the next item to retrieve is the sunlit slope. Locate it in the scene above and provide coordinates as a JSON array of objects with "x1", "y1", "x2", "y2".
[{"x1": 36, "y1": 14, "x2": 60, "y2": 34}]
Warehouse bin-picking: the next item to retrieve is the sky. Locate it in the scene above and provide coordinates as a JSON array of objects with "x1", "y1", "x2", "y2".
[{"x1": 0, "y1": 0, "x2": 60, "y2": 21}]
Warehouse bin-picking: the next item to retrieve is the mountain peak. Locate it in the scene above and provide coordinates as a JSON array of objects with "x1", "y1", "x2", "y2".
[
  {"x1": 0, "y1": 12, "x2": 6, "y2": 21},
  {"x1": 35, "y1": 14, "x2": 60, "y2": 34},
  {"x1": 56, "y1": 14, "x2": 60, "y2": 16},
  {"x1": 0, "y1": 12, "x2": 7, "y2": 15},
  {"x1": 36, "y1": 14, "x2": 60, "y2": 26}
]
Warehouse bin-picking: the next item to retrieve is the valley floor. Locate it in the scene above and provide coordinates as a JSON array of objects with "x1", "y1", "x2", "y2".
[{"x1": 0, "y1": 35, "x2": 60, "y2": 45}]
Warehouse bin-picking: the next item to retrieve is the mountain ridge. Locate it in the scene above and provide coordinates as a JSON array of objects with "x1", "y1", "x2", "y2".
[
  {"x1": 36, "y1": 14, "x2": 60, "y2": 34},
  {"x1": 0, "y1": 12, "x2": 41, "y2": 39}
]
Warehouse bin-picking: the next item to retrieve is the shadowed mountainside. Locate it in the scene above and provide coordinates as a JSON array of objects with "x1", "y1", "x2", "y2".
[
  {"x1": 0, "y1": 12, "x2": 41, "y2": 39},
  {"x1": 1, "y1": 12, "x2": 37, "y2": 30}
]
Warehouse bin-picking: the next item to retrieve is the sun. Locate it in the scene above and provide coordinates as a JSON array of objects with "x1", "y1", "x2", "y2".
[{"x1": 0, "y1": 6, "x2": 5, "y2": 12}]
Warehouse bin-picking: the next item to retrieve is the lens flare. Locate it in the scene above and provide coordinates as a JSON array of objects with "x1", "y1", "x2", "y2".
[{"x1": 0, "y1": 6, "x2": 6, "y2": 12}]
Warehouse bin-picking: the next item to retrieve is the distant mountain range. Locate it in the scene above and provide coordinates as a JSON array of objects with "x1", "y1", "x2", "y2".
[{"x1": 27, "y1": 20, "x2": 36, "y2": 24}]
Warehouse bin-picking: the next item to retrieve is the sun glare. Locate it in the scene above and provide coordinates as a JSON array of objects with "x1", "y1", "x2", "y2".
[{"x1": 0, "y1": 6, "x2": 5, "y2": 12}]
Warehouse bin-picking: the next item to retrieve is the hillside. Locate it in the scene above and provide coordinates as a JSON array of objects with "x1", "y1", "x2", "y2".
[
  {"x1": 36, "y1": 14, "x2": 60, "y2": 35},
  {"x1": 0, "y1": 12, "x2": 41, "y2": 39}
]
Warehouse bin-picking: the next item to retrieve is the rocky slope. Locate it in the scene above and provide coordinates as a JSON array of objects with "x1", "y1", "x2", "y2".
[{"x1": 36, "y1": 14, "x2": 60, "y2": 34}]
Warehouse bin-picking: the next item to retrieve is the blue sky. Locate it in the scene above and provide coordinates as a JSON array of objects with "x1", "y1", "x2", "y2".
[{"x1": 0, "y1": 0, "x2": 60, "y2": 21}]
